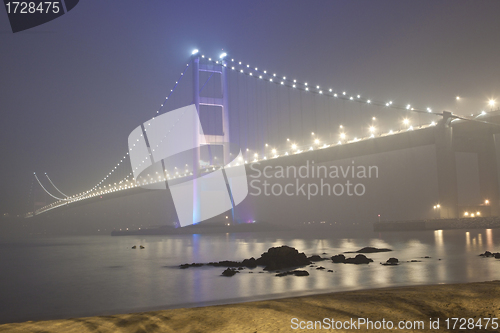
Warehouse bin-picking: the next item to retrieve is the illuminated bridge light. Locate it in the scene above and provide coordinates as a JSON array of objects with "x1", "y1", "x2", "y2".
[{"x1": 33, "y1": 53, "x2": 441, "y2": 215}]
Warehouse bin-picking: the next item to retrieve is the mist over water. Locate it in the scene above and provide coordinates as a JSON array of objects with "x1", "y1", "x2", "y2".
[{"x1": 0, "y1": 228, "x2": 499, "y2": 324}]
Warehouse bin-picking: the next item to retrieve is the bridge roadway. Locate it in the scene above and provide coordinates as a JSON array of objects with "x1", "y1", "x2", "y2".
[{"x1": 34, "y1": 110, "x2": 500, "y2": 220}]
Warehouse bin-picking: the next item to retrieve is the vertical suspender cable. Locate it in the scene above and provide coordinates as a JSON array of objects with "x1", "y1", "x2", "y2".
[
  {"x1": 313, "y1": 93, "x2": 317, "y2": 136},
  {"x1": 300, "y1": 91, "x2": 304, "y2": 144},
  {"x1": 287, "y1": 87, "x2": 291, "y2": 142},
  {"x1": 234, "y1": 68, "x2": 241, "y2": 151},
  {"x1": 265, "y1": 79, "x2": 269, "y2": 154}
]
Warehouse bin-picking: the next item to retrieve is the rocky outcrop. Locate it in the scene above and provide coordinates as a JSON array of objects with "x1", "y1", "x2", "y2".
[
  {"x1": 208, "y1": 260, "x2": 244, "y2": 267},
  {"x1": 221, "y1": 268, "x2": 239, "y2": 277},
  {"x1": 179, "y1": 246, "x2": 310, "y2": 271},
  {"x1": 345, "y1": 247, "x2": 392, "y2": 253},
  {"x1": 181, "y1": 258, "x2": 257, "y2": 269},
  {"x1": 255, "y1": 246, "x2": 311, "y2": 271},
  {"x1": 345, "y1": 254, "x2": 373, "y2": 264},
  {"x1": 479, "y1": 251, "x2": 493, "y2": 257},
  {"x1": 241, "y1": 258, "x2": 258, "y2": 268},
  {"x1": 381, "y1": 258, "x2": 399, "y2": 266},
  {"x1": 331, "y1": 253, "x2": 373, "y2": 264},
  {"x1": 308, "y1": 255, "x2": 328, "y2": 261},
  {"x1": 275, "y1": 270, "x2": 309, "y2": 277},
  {"x1": 479, "y1": 251, "x2": 500, "y2": 258},
  {"x1": 179, "y1": 263, "x2": 204, "y2": 269},
  {"x1": 331, "y1": 254, "x2": 346, "y2": 263}
]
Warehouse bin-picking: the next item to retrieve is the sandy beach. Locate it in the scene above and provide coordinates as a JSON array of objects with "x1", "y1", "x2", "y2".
[{"x1": 1, "y1": 280, "x2": 499, "y2": 332}]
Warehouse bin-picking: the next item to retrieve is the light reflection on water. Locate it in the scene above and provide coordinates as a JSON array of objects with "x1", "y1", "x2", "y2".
[{"x1": 0, "y1": 228, "x2": 500, "y2": 324}]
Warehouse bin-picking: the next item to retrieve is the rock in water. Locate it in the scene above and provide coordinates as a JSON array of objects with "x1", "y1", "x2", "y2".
[
  {"x1": 241, "y1": 257, "x2": 257, "y2": 268},
  {"x1": 308, "y1": 255, "x2": 327, "y2": 261},
  {"x1": 208, "y1": 260, "x2": 242, "y2": 267},
  {"x1": 221, "y1": 268, "x2": 239, "y2": 277},
  {"x1": 206, "y1": 258, "x2": 258, "y2": 268},
  {"x1": 344, "y1": 254, "x2": 373, "y2": 264},
  {"x1": 179, "y1": 263, "x2": 204, "y2": 269},
  {"x1": 345, "y1": 247, "x2": 392, "y2": 253},
  {"x1": 381, "y1": 258, "x2": 399, "y2": 265},
  {"x1": 478, "y1": 251, "x2": 500, "y2": 258},
  {"x1": 255, "y1": 246, "x2": 311, "y2": 271},
  {"x1": 331, "y1": 254, "x2": 346, "y2": 263},
  {"x1": 275, "y1": 270, "x2": 310, "y2": 277}
]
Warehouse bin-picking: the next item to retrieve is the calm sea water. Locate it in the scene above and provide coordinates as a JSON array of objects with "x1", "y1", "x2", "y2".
[{"x1": 0, "y1": 228, "x2": 499, "y2": 324}]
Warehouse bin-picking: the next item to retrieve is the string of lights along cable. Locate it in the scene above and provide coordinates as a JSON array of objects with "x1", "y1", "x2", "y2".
[
  {"x1": 32, "y1": 57, "x2": 195, "y2": 214},
  {"x1": 30, "y1": 49, "x2": 499, "y2": 216}
]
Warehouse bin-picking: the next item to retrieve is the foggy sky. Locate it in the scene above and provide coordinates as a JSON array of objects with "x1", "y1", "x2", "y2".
[{"x1": 1, "y1": 0, "x2": 500, "y2": 214}]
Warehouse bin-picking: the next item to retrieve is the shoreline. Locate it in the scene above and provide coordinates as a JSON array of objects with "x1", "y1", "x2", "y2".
[{"x1": 1, "y1": 280, "x2": 499, "y2": 332}]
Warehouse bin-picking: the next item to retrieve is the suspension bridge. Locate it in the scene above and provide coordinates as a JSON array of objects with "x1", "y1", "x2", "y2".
[{"x1": 26, "y1": 50, "x2": 500, "y2": 227}]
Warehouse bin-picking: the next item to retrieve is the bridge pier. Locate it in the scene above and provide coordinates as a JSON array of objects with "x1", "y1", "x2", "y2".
[
  {"x1": 436, "y1": 111, "x2": 500, "y2": 218},
  {"x1": 192, "y1": 57, "x2": 201, "y2": 224},
  {"x1": 435, "y1": 111, "x2": 459, "y2": 218},
  {"x1": 477, "y1": 134, "x2": 500, "y2": 216},
  {"x1": 192, "y1": 55, "x2": 236, "y2": 223}
]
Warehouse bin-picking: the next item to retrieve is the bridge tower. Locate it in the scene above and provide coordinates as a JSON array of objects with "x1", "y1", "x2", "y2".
[
  {"x1": 191, "y1": 54, "x2": 235, "y2": 222},
  {"x1": 435, "y1": 111, "x2": 500, "y2": 218},
  {"x1": 435, "y1": 111, "x2": 459, "y2": 218},
  {"x1": 477, "y1": 134, "x2": 500, "y2": 216},
  {"x1": 453, "y1": 128, "x2": 500, "y2": 217},
  {"x1": 192, "y1": 55, "x2": 230, "y2": 164}
]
